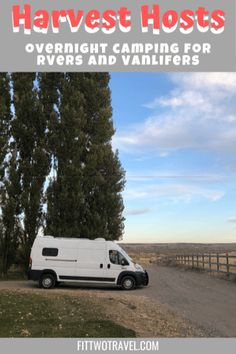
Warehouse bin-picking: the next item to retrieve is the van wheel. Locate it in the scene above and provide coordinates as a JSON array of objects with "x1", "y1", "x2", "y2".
[
  {"x1": 121, "y1": 276, "x2": 136, "y2": 290},
  {"x1": 39, "y1": 274, "x2": 56, "y2": 289}
]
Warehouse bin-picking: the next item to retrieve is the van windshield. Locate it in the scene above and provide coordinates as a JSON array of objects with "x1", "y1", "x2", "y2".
[{"x1": 118, "y1": 247, "x2": 133, "y2": 263}]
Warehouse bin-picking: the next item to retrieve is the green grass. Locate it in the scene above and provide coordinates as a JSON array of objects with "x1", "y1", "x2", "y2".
[{"x1": 0, "y1": 291, "x2": 136, "y2": 338}]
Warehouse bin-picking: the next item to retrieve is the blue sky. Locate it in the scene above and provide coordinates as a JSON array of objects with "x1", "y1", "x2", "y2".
[{"x1": 110, "y1": 73, "x2": 236, "y2": 243}]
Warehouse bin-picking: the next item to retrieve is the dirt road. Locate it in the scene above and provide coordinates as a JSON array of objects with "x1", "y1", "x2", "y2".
[
  {"x1": 138, "y1": 266, "x2": 236, "y2": 337},
  {"x1": 0, "y1": 265, "x2": 236, "y2": 337}
]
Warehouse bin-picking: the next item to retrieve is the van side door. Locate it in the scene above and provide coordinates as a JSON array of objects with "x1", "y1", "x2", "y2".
[{"x1": 75, "y1": 247, "x2": 108, "y2": 283}]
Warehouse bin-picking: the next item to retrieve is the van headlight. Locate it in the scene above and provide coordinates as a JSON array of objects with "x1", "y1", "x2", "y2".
[{"x1": 135, "y1": 263, "x2": 144, "y2": 272}]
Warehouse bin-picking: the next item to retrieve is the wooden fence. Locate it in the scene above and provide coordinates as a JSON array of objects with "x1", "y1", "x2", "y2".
[{"x1": 175, "y1": 253, "x2": 236, "y2": 276}]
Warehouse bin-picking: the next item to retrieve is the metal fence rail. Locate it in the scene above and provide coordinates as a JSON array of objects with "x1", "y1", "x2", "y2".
[{"x1": 175, "y1": 253, "x2": 236, "y2": 276}]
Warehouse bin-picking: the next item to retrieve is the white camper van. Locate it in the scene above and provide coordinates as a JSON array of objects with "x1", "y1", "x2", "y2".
[{"x1": 28, "y1": 236, "x2": 149, "y2": 290}]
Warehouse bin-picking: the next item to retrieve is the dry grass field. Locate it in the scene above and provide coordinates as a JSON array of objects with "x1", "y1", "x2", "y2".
[{"x1": 121, "y1": 243, "x2": 236, "y2": 275}]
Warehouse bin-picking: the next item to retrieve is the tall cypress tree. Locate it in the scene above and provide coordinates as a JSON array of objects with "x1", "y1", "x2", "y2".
[
  {"x1": 79, "y1": 73, "x2": 125, "y2": 240},
  {"x1": 46, "y1": 73, "x2": 125, "y2": 240},
  {"x1": 0, "y1": 73, "x2": 11, "y2": 276},
  {"x1": 0, "y1": 73, "x2": 21, "y2": 276},
  {"x1": 0, "y1": 73, "x2": 10, "y2": 179},
  {"x1": 46, "y1": 73, "x2": 87, "y2": 237},
  {"x1": 12, "y1": 73, "x2": 50, "y2": 268},
  {"x1": 0, "y1": 149, "x2": 21, "y2": 277},
  {"x1": 37, "y1": 73, "x2": 63, "y2": 232}
]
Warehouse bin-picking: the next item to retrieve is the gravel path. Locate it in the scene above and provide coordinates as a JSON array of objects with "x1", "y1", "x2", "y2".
[
  {"x1": 138, "y1": 266, "x2": 236, "y2": 337},
  {"x1": 1, "y1": 265, "x2": 236, "y2": 337}
]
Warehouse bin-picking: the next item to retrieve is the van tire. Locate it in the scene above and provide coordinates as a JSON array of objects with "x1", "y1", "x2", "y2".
[
  {"x1": 39, "y1": 274, "x2": 56, "y2": 289},
  {"x1": 121, "y1": 276, "x2": 136, "y2": 290}
]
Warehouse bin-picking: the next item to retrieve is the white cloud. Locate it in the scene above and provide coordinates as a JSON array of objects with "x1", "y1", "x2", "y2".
[
  {"x1": 172, "y1": 73, "x2": 236, "y2": 91},
  {"x1": 114, "y1": 73, "x2": 236, "y2": 156},
  {"x1": 227, "y1": 217, "x2": 236, "y2": 223},
  {"x1": 125, "y1": 208, "x2": 152, "y2": 216},
  {"x1": 124, "y1": 183, "x2": 224, "y2": 203},
  {"x1": 159, "y1": 151, "x2": 169, "y2": 158},
  {"x1": 146, "y1": 90, "x2": 212, "y2": 112},
  {"x1": 126, "y1": 171, "x2": 226, "y2": 183}
]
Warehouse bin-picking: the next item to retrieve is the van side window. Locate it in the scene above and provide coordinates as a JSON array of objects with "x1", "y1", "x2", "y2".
[
  {"x1": 109, "y1": 250, "x2": 129, "y2": 265},
  {"x1": 42, "y1": 248, "x2": 58, "y2": 257}
]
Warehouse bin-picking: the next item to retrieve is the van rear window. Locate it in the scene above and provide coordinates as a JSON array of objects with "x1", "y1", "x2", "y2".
[{"x1": 42, "y1": 248, "x2": 58, "y2": 257}]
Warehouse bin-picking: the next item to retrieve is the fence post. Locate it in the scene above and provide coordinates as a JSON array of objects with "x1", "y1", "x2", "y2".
[
  {"x1": 226, "y1": 253, "x2": 230, "y2": 276},
  {"x1": 202, "y1": 254, "x2": 204, "y2": 269},
  {"x1": 209, "y1": 254, "x2": 212, "y2": 272},
  {"x1": 197, "y1": 254, "x2": 199, "y2": 268},
  {"x1": 192, "y1": 255, "x2": 194, "y2": 268},
  {"x1": 217, "y1": 254, "x2": 219, "y2": 272}
]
